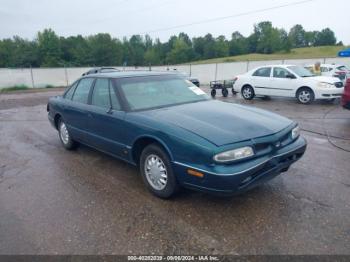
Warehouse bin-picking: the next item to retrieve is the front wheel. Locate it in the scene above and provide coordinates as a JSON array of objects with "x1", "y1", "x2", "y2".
[
  {"x1": 211, "y1": 89, "x2": 216, "y2": 98},
  {"x1": 58, "y1": 119, "x2": 78, "y2": 150},
  {"x1": 140, "y1": 144, "x2": 179, "y2": 198},
  {"x1": 241, "y1": 85, "x2": 255, "y2": 100},
  {"x1": 297, "y1": 88, "x2": 314, "y2": 104},
  {"x1": 222, "y1": 88, "x2": 228, "y2": 97}
]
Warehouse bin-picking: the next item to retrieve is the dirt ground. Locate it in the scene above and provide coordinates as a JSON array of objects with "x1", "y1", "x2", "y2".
[{"x1": 0, "y1": 87, "x2": 349, "y2": 255}]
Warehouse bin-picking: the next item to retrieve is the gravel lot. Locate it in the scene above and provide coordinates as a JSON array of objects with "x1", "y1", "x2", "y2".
[{"x1": 0, "y1": 87, "x2": 349, "y2": 255}]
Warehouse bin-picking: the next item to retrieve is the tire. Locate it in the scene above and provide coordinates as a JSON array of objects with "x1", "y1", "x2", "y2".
[
  {"x1": 140, "y1": 144, "x2": 179, "y2": 198},
  {"x1": 58, "y1": 119, "x2": 78, "y2": 150},
  {"x1": 296, "y1": 87, "x2": 314, "y2": 104},
  {"x1": 222, "y1": 88, "x2": 228, "y2": 97},
  {"x1": 241, "y1": 85, "x2": 255, "y2": 100},
  {"x1": 232, "y1": 88, "x2": 237, "y2": 95},
  {"x1": 211, "y1": 89, "x2": 216, "y2": 98}
]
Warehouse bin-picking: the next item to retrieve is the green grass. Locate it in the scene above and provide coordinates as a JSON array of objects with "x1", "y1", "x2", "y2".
[
  {"x1": 188, "y1": 46, "x2": 348, "y2": 65},
  {"x1": 0, "y1": 84, "x2": 64, "y2": 93},
  {"x1": 0, "y1": 85, "x2": 29, "y2": 92}
]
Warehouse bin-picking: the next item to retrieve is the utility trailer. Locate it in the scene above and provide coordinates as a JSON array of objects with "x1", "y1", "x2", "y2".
[{"x1": 209, "y1": 79, "x2": 237, "y2": 97}]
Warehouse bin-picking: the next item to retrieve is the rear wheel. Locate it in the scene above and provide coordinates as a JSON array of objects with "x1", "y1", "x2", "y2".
[
  {"x1": 241, "y1": 85, "x2": 255, "y2": 100},
  {"x1": 211, "y1": 89, "x2": 216, "y2": 97},
  {"x1": 222, "y1": 88, "x2": 228, "y2": 97},
  {"x1": 297, "y1": 87, "x2": 314, "y2": 104},
  {"x1": 58, "y1": 119, "x2": 78, "y2": 150},
  {"x1": 140, "y1": 144, "x2": 178, "y2": 198}
]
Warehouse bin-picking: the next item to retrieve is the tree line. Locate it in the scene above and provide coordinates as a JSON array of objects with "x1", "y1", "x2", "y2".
[{"x1": 0, "y1": 21, "x2": 340, "y2": 68}]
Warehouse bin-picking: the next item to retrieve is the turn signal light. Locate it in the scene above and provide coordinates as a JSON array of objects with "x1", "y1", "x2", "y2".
[{"x1": 187, "y1": 169, "x2": 204, "y2": 178}]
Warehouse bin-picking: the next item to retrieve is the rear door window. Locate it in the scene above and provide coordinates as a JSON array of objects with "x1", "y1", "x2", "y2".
[
  {"x1": 252, "y1": 67, "x2": 271, "y2": 77},
  {"x1": 91, "y1": 78, "x2": 122, "y2": 110},
  {"x1": 91, "y1": 78, "x2": 111, "y2": 109},
  {"x1": 72, "y1": 78, "x2": 94, "y2": 104},
  {"x1": 110, "y1": 87, "x2": 121, "y2": 110},
  {"x1": 64, "y1": 81, "x2": 78, "y2": 100}
]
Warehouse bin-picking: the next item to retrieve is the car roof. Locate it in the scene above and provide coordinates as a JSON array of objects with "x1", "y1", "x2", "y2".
[
  {"x1": 250, "y1": 65, "x2": 296, "y2": 70},
  {"x1": 81, "y1": 70, "x2": 178, "y2": 79}
]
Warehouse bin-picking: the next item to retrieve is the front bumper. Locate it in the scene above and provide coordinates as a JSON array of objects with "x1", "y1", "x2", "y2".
[
  {"x1": 173, "y1": 136, "x2": 307, "y2": 195},
  {"x1": 314, "y1": 87, "x2": 344, "y2": 99}
]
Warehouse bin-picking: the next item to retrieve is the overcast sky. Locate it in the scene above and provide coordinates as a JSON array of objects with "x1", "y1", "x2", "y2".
[{"x1": 0, "y1": 0, "x2": 349, "y2": 44}]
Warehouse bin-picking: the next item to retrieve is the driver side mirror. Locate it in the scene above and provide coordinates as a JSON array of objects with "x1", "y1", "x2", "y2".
[{"x1": 286, "y1": 74, "x2": 296, "y2": 79}]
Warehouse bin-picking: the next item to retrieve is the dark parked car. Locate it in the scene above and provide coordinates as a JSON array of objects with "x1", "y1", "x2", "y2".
[
  {"x1": 186, "y1": 75, "x2": 200, "y2": 87},
  {"x1": 82, "y1": 67, "x2": 119, "y2": 76},
  {"x1": 175, "y1": 71, "x2": 200, "y2": 87},
  {"x1": 48, "y1": 71, "x2": 306, "y2": 198},
  {"x1": 342, "y1": 78, "x2": 350, "y2": 110}
]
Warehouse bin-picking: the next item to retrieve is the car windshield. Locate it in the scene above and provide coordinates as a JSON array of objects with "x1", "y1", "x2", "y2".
[
  {"x1": 288, "y1": 66, "x2": 315, "y2": 77},
  {"x1": 336, "y1": 65, "x2": 349, "y2": 71},
  {"x1": 117, "y1": 75, "x2": 208, "y2": 111}
]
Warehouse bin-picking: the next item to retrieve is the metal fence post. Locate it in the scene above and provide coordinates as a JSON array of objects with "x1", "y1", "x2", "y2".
[
  {"x1": 30, "y1": 66, "x2": 35, "y2": 88},
  {"x1": 246, "y1": 60, "x2": 250, "y2": 72},
  {"x1": 64, "y1": 65, "x2": 69, "y2": 87},
  {"x1": 189, "y1": 64, "x2": 192, "y2": 76},
  {"x1": 215, "y1": 63, "x2": 218, "y2": 81}
]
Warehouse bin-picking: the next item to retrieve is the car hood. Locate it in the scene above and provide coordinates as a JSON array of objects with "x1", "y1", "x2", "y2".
[
  {"x1": 309, "y1": 76, "x2": 342, "y2": 83},
  {"x1": 140, "y1": 100, "x2": 293, "y2": 146}
]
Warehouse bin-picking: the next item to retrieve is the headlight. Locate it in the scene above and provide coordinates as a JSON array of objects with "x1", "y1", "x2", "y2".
[
  {"x1": 291, "y1": 126, "x2": 300, "y2": 140},
  {"x1": 213, "y1": 146, "x2": 254, "y2": 163},
  {"x1": 318, "y1": 82, "x2": 334, "y2": 88}
]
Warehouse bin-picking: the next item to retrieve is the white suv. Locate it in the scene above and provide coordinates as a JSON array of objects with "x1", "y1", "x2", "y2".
[
  {"x1": 305, "y1": 64, "x2": 349, "y2": 83},
  {"x1": 234, "y1": 65, "x2": 344, "y2": 104}
]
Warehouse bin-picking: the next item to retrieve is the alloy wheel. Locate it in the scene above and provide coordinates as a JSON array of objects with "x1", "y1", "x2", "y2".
[
  {"x1": 242, "y1": 87, "x2": 252, "y2": 99},
  {"x1": 298, "y1": 90, "x2": 311, "y2": 103}
]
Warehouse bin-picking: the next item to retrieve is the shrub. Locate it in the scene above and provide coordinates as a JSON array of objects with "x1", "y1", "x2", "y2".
[{"x1": 0, "y1": 85, "x2": 29, "y2": 92}]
